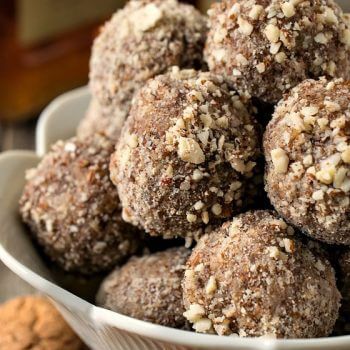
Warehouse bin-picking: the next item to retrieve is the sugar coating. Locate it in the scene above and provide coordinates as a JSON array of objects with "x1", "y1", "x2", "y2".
[
  {"x1": 205, "y1": 0, "x2": 350, "y2": 104},
  {"x1": 89, "y1": 0, "x2": 207, "y2": 129},
  {"x1": 110, "y1": 68, "x2": 261, "y2": 239},
  {"x1": 77, "y1": 98, "x2": 125, "y2": 142},
  {"x1": 264, "y1": 78, "x2": 350, "y2": 245},
  {"x1": 97, "y1": 247, "x2": 190, "y2": 329},
  {"x1": 19, "y1": 135, "x2": 141, "y2": 274},
  {"x1": 182, "y1": 211, "x2": 340, "y2": 338}
]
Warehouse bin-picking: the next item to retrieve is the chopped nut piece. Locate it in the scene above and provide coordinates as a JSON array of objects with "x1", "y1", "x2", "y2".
[
  {"x1": 256, "y1": 62, "x2": 266, "y2": 73},
  {"x1": 323, "y1": 6, "x2": 338, "y2": 25},
  {"x1": 195, "y1": 263, "x2": 204, "y2": 272},
  {"x1": 281, "y1": 2, "x2": 296, "y2": 18},
  {"x1": 126, "y1": 133, "x2": 139, "y2": 148},
  {"x1": 271, "y1": 148, "x2": 289, "y2": 174},
  {"x1": 303, "y1": 154, "x2": 313, "y2": 166},
  {"x1": 202, "y1": 211, "x2": 209, "y2": 224},
  {"x1": 187, "y1": 213, "x2": 197, "y2": 223},
  {"x1": 283, "y1": 238, "x2": 295, "y2": 253},
  {"x1": 341, "y1": 28, "x2": 350, "y2": 46},
  {"x1": 316, "y1": 169, "x2": 334, "y2": 185},
  {"x1": 333, "y1": 167, "x2": 347, "y2": 188},
  {"x1": 178, "y1": 137, "x2": 205, "y2": 164},
  {"x1": 314, "y1": 33, "x2": 328, "y2": 44},
  {"x1": 211, "y1": 203, "x2": 222, "y2": 216},
  {"x1": 268, "y1": 246, "x2": 280, "y2": 259},
  {"x1": 183, "y1": 304, "x2": 206, "y2": 322},
  {"x1": 205, "y1": 276, "x2": 217, "y2": 295},
  {"x1": 275, "y1": 52, "x2": 287, "y2": 63},
  {"x1": 194, "y1": 200, "x2": 205, "y2": 211},
  {"x1": 238, "y1": 17, "x2": 254, "y2": 36},
  {"x1": 249, "y1": 5, "x2": 263, "y2": 20},
  {"x1": 236, "y1": 53, "x2": 249, "y2": 66},
  {"x1": 324, "y1": 100, "x2": 341, "y2": 112},
  {"x1": 193, "y1": 318, "x2": 212, "y2": 333},
  {"x1": 312, "y1": 190, "x2": 324, "y2": 201},
  {"x1": 341, "y1": 148, "x2": 350, "y2": 163},
  {"x1": 264, "y1": 24, "x2": 280, "y2": 43},
  {"x1": 301, "y1": 106, "x2": 319, "y2": 117},
  {"x1": 192, "y1": 169, "x2": 204, "y2": 181}
]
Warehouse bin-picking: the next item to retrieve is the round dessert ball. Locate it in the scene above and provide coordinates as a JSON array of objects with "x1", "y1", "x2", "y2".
[
  {"x1": 0, "y1": 296, "x2": 86, "y2": 350},
  {"x1": 205, "y1": 0, "x2": 350, "y2": 104},
  {"x1": 182, "y1": 211, "x2": 340, "y2": 338},
  {"x1": 77, "y1": 98, "x2": 125, "y2": 142},
  {"x1": 264, "y1": 78, "x2": 350, "y2": 245},
  {"x1": 19, "y1": 135, "x2": 141, "y2": 274},
  {"x1": 110, "y1": 68, "x2": 261, "y2": 240},
  {"x1": 97, "y1": 247, "x2": 190, "y2": 329},
  {"x1": 90, "y1": 0, "x2": 207, "y2": 126}
]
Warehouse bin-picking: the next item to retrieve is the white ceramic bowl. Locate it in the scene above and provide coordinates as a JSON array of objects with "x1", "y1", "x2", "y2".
[{"x1": 1, "y1": 87, "x2": 350, "y2": 350}]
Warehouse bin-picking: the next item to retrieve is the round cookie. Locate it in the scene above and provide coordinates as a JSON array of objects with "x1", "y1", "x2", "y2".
[
  {"x1": 90, "y1": 0, "x2": 207, "y2": 126},
  {"x1": 0, "y1": 296, "x2": 86, "y2": 350},
  {"x1": 19, "y1": 135, "x2": 141, "y2": 274},
  {"x1": 77, "y1": 98, "x2": 125, "y2": 142},
  {"x1": 264, "y1": 78, "x2": 350, "y2": 245},
  {"x1": 110, "y1": 68, "x2": 261, "y2": 240},
  {"x1": 97, "y1": 247, "x2": 190, "y2": 329},
  {"x1": 205, "y1": 0, "x2": 350, "y2": 104},
  {"x1": 182, "y1": 211, "x2": 340, "y2": 338}
]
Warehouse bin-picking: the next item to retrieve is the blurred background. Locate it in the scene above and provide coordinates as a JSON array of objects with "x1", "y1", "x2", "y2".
[{"x1": 0, "y1": 0, "x2": 216, "y2": 151}]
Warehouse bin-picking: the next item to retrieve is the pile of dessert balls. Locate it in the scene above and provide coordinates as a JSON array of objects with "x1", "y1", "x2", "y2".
[{"x1": 19, "y1": 0, "x2": 350, "y2": 339}]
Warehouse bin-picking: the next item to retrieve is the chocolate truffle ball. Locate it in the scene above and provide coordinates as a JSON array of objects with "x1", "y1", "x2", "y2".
[
  {"x1": 97, "y1": 247, "x2": 190, "y2": 329},
  {"x1": 19, "y1": 135, "x2": 141, "y2": 274},
  {"x1": 205, "y1": 0, "x2": 350, "y2": 104},
  {"x1": 77, "y1": 98, "x2": 125, "y2": 142},
  {"x1": 0, "y1": 296, "x2": 86, "y2": 350},
  {"x1": 264, "y1": 78, "x2": 350, "y2": 245},
  {"x1": 90, "y1": 0, "x2": 207, "y2": 127},
  {"x1": 110, "y1": 68, "x2": 261, "y2": 240},
  {"x1": 182, "y1": 211, "x2": 340, "y2": 338}
]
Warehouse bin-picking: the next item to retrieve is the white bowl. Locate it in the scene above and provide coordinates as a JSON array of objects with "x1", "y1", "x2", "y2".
[{"x1": 1, "y1": 89, "x2": 350, "y2": 350}]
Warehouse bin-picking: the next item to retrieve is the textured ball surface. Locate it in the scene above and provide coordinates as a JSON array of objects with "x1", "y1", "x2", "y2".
[
  {"x1": 97, "y1": 247, "x2": 190, "y2": 328},
  {"x1": 264, "y1": 78, "x2": 350, "y2": 245},
  {"x1": 90, "y1": 0, "x2": 207, "y2": 126},
  {"x1": 182, "y1": 211, "x2": 340, "y2": 338},
  {"x1": 19, "y1": 135, "x2": 141, "y2": 274},
  {"x1": 205, "y1": 0, "x2": 350, "y2": 103},
  {"x1": 110, "y1": 68, "x2": 261, "y2": 239},
  {"x1": 77, "y1": 98, "x2": 125, "y2": 142}
]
